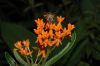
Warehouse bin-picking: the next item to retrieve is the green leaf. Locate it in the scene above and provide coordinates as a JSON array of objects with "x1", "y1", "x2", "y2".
[
  {"x1": 81, "y1": 0, "x2": 94, "y2": 16},
  {"x1": 66, "y1": 38, "x2": 89, "y2": 66},
  {"x1": 13, "y1": 49, "x2": 31, "y2": 66},
  {"x1": 1, "y1": 22, "x2": 36, "y2": 50},
  {"x1": 5, "y1": 52, "x2": 16, "y2": 66},
  {"x1": 78, "y1": 62, "x2": 90, "y2": 66},
  {"x1": 92, "y1": 41, "x2": 100, "y2": 60},
  {"x1": 85, "y1": 44, "x2": 93, "y2": 58},
  {"x1": 44, "y1": 31, "x2": 76, "y2": 66},
  {"x1": 93, "y1": 49, "x2": 100, "y2": 60}
]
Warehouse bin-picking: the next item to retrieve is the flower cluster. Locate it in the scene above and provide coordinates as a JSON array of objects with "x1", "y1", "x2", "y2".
[
  {"x1": 14, "y1": 15, "x2": 75, "y2": 58},
  {"x1": 14, "y1": 39, "x2": 32, "y2": 56},
  {"x1": 34, "y1": 16, "x2": 75, "y2": 58}
]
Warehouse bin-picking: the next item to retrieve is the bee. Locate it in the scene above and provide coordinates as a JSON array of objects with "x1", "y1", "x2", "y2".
[{"x1": 43, "y1": 12, "x2": 55, "y2": 23}]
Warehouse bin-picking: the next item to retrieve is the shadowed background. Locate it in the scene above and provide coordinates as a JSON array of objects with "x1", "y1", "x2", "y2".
[{"x1": 0, "y1": 0, "x2": 100, "y2": 66}]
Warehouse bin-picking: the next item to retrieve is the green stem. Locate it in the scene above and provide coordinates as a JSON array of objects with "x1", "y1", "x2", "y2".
[
  {"x1": 41, "y1": 49, "x2": 50, "y2": 66},
  {"x1": 25, "y1": 56, "x2": 30, "y2": 64},
  {"x1": 35, "y1": 50, "x2": 40, "y2": 64},
  {"x1": 41, "y1": 46, "x2": 56, "y2": 66},
  {"x1": 28, "y1": 48, "x2": 34, "y2": 65},
  {"x1": 38, "y1": 56, "x2": 43, "y2": 64}
]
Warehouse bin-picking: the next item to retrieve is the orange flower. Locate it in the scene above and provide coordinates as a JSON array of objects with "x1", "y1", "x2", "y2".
[
  {"x1": 34, "y1": 18, "x2": 45, "y2": 35},
  {"x1": 14, "y1": 41, "x2": 22, "y2": 49},
  {"x1": 55, "y1": 39, "x2": 62, "y2": 46},
  {"x1": 34, "y1": 29, "x2": 42, "y2": 34},
  {"x1": 57, "y1": 16, "x2": 65, "y2": 23},
  {"x1": 66, "y1": 23, "x2": 75, "y2": 36},
  {"x1": 19, "y1": 48, "x2": 31, "y2": 56},
  {"x1": 67, "y1": 23, "x2": 75, "y2": 31},
  {"x1": 41, "y1": 30, "x2": 49, "y2": 39},
  {"x1": 55, "y1": 31, "x2": 62, "y2": 39},
  {"x1": 45, "y1": 23, "x2": 56, "y2": 30},
  {"x1": 22, "y1": 39, "x2": 30, "y2": 48},
  {"x1": 61, "y1": 28, "x2": 67, "y2": 38},
  {"x1": 48, "y1": 39, "x2": 57, "y2": 46},
  {"x1": 14, "y1": 39, "x2": 31, "y2": 56},
  {"x1": 34, "y1": 16, "x2": 75, "y2": 58},
  {"x1": 39, "y1": 50, "x2": 46, "y2": 58},
  {"x1": 41, "y1": 50, "x2": 46, "y2": 58},
  {"x1": 35, "y1": 18, "x2": 45, "y2": 29},
  {"x1": 36, "y1": 35, "x2": 43, "y2": 45},
  {"x1": 54, "y1": 23, "x2": 62, "y2": 31},
  {"x1": 43, "y1": 39, "x2": 49, "y2": 47},
  {"x1": 49, "y1": 29, "x2": 54, "y2": 38}
]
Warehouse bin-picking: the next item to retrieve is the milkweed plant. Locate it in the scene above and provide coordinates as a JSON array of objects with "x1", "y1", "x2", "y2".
[{"x1": 5, "y1": 14, "x2": 76, "y2": 66}]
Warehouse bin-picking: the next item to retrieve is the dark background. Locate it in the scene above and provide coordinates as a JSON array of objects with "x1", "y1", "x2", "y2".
[{"x1": 0, "y1": 0, "x2": 100, "y2": 66}]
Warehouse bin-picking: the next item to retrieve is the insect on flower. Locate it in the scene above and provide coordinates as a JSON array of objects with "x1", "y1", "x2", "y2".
[{"x1": 43, "y1": 12, "x2": 55, "y2": 23}]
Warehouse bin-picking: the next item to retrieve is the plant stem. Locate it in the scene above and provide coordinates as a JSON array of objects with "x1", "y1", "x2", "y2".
[
  {"x1": 38, "y1": 56, "x2": 43, "y2": 64},
  {"x1": 35, "y1": 50, "x2": 39, "y2": 64},
  {"x1": 28, "y1": 48, "x2": 34, "y2": 65},
  {"x1": 41, "y1": 46, "x2": 56, "y2": 66},
  {"x1": 25, "y1": 56, "x2": 30, "y2": 64},
  {"x1": 41, "y1": 49, "x2": 50, "y2": 66}
]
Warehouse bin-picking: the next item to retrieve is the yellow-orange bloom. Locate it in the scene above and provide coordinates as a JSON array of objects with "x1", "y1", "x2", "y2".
[
  {"x1": 14, "y1": 39, "x2": 31, "y2": 56},
  {"x1": 41, "y1": 30, "x2": 49, "y2": 39},
  {"x1": 45, "y1": 23, "x2": 56, "y2": 30},
  {"x1": 19, "y1": 48, "x2": 31, "y2": 56},
  {"x1": 55, "y1": 31, "x2": 62, "y2": 39},
  {"x1": 67, "y1": 23, "x2": 75, "y2": 31},
  {"x1": 48, "y1": 39, "x2": 57, "y2": 46},
  {"x1": 43, "y1": 39, "x2": 49, "y2": 47},
  {"x1": 55, "y1": 39, "x2": 62, "y2": 46},
  {"x1": 54, "y1": 23, "x2": 62, "y2": 31},
  {"x1": 38, "y1": 50, "x2": 46, "y2": 58},
  {"x1": 57, "y1": 16, "x2": 65, "y2": 23},
  {"x1": 15, "y1": 41, "x2": 22, "y2": 49},
  {"x1": 34, "y1": 29, "x2": 42, "y2": 34},
  {"x1": 42, "y1": 51, "x2": 46, "y2": 58},
  {"x1": 49, "y1": 29, "x2": 54, "y2": 38},
  {"x1": 66, "y1": 23, "x2": 75, "y2": 36},
  {"x1": 36, "y1": 35, "x2": 43, "y2": 45},
  {"x1": 35, "y1": 18, "x2": 45, "y2": 29},
  {"x1": 34, "y1": 16, "x2": 75, "y2": 58},
  {"x1": 22, "y1": 39, "x2": 30, "y2": 48},
  {"x1": 34, "y1": 18, "x2": 45, "y2": 35}
]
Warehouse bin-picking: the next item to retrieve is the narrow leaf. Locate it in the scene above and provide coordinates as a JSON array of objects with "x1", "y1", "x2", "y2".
[
  {"x1": 5, "y1": 52, "x2": 16, "y2": 66},
  {"x1": 1, "y1": 22, "x2": 36, "y2": 50},
  {"x1": 13, "y1": 49, "x2": 31, "y2": 66},
  {"x1": 44, "y1": 32, "x2": 76, "y2": 66}
]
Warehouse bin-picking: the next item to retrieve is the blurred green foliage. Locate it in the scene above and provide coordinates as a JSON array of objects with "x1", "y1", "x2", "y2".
[{"x1": 0, "y1": 0, "x2": 100, "y2": 66}]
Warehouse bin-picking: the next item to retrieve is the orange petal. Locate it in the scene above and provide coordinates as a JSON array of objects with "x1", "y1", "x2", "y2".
[
  {"x1": 22, "y1": 39, "x2": 30, "y2": 47},
  {"x1": 14, "y1": 41, "x2": 22, "y2": 49},
  {"x1": 49, "y1": 29, "x2": 54, "y2": 38},
  {"x1": 41, "y1": 50, "x2": 46, "y2": 58},
  {"x1": 67, "y1": 23, "x2": 75, "y2": 31},
  {"x1": 57, "y1": 16, "x2": 65, "y2": 23}
]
